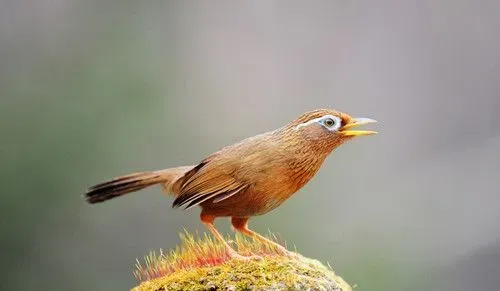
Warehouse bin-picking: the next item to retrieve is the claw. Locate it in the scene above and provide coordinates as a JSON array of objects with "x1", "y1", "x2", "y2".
[{"x1": 228, "y1": 251, "x2": 263, "y2": 261}]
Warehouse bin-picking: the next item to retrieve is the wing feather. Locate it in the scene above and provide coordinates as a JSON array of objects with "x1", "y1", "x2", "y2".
[
  {"x1": 212, "y1": 185, "x2": 247, "y2": 203},
  {"x1": 184, "y1": 184, "x2": 248, "y2": 210},
  {"x1": 172, "y1": 158, "x2": 249, "y2": 209}
]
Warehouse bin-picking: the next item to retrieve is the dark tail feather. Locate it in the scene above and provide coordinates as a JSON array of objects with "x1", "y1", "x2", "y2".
[{"x1": 85, "y1": 171, "x2": 167, "y2": 204}]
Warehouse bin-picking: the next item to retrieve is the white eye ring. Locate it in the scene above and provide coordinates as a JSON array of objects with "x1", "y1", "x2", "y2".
[
  {"x1": 294, "y1": 115, "x2": 342, "y2": 131},
  {"x1": 320, "y1": 115, "x2": 342, "y2": 131}
]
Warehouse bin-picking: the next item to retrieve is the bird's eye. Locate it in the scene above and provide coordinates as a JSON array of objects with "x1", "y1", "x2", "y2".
[{"x1": 324, "y1": 118, "x2": 335, "y2": 127}]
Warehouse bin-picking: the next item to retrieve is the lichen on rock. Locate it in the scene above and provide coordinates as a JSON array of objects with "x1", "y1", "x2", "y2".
[{"x1": 132, "y1": 231, "x2": 352, "y2": 291}]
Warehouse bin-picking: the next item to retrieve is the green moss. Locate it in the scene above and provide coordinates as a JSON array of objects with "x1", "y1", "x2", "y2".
[
  {"x1": 132, "y1": 254, "x2": 352, "y2": 291},
  {"x1": 132, "y1": 232, "x2": 352, "y2": 290}
]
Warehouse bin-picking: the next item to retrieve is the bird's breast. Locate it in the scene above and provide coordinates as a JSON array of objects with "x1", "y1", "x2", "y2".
[
  {"x1": 249, "y1": 154, "x2": 327, "y2": 213},
  {"x1": 198, "y1": 136, "x2": 330, "y2": 217}
]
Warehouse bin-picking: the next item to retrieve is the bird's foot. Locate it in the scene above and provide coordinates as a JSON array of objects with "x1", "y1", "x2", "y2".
[
  {"x1": 272, "y1": 245, "x2": 300, "y2": 259},
  {"x1": 282, "y1": 250, "x2": 300, "y2": 259},
  {"x1": 227, "y1": 250, "x2": 263, "y2": 261}
]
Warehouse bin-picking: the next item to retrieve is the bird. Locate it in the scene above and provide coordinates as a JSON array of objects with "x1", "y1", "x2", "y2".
[{"x1": 84, "y1": 108, "x2": 377, "y2": 259}]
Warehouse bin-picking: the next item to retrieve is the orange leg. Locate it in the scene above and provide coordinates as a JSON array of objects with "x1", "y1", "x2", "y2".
[
  {"x1": 200, "y1": 214, "x2": 259, "y2": 260},
  {"x1": 231, "y1": 217, "x2": 296, "y2": 257}
]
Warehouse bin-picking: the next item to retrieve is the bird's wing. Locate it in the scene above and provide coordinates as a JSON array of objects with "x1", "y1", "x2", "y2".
[
  {"x1": 171, "y1": 158, "x2": 249, "y2": 210},
  {"x1": 171, "y1": 131, "x2": 279, "y2": 210}
]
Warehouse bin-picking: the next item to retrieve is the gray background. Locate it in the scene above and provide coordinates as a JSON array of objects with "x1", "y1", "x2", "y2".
[{"x1": 2, "y1": 1, "x2": 500, "y2": 290}]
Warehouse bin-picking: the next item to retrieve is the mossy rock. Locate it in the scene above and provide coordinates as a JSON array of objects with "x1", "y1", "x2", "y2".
[
  {"x1": 132, "y1": 232, "x2": 352, "y2": 291},
  {"x1": 133, "y1": 254, "x2": 351, "y2": 291}
]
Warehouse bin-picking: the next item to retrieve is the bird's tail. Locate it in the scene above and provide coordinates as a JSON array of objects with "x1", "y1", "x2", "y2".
[{"x1": 84, "y1": 166, "x2": 193, "y2": 204}]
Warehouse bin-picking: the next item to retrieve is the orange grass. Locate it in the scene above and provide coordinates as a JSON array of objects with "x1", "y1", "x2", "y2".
[{"x1": 133, "y1": 230, "x2": 292, "y2": 282}]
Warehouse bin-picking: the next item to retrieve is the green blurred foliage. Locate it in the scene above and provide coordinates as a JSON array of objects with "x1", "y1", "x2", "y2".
[{"x1": 1, "y1": 6, "x2": 173, "y2": 289}]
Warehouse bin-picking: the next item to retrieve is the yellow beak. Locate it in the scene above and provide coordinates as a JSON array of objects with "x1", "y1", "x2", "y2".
[{"x1": 341, "y1": 117, "x2": 377, "y2": 136}]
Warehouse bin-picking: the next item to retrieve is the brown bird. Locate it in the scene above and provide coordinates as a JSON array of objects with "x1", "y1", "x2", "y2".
[{"x1": 85, "y1": 108, "x2": 376, "y2": 259}]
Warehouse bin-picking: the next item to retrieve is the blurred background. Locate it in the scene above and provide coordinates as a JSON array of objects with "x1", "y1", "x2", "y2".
[{"x1": 2, "y1": 1, "x2": 500, "y2": 290}]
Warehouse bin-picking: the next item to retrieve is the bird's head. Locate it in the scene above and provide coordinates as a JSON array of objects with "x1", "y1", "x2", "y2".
[{"x1": 285, "y1": 108, "x2": 377, "y2": 153}]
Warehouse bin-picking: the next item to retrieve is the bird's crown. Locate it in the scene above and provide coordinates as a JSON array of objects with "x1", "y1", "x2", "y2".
[{"x1": 289, "y1": 109, "x2": 352, "y2": 128}]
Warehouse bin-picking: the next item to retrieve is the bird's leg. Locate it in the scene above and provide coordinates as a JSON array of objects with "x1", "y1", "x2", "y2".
[
  {"x1": 200, "y1": 214, "x2": 260, "y2": 261},
  {"x1": 231, "y1": 217, "x2": 297, "y2": 257}
]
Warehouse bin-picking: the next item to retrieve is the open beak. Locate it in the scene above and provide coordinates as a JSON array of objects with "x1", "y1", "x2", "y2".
[{"x1": 341, "y1": 117, "x2": 377, "y2": 137}]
